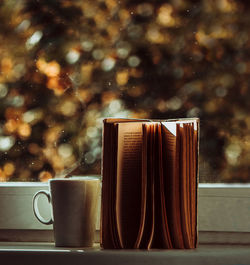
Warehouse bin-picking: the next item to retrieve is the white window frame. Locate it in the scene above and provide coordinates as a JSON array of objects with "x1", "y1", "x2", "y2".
[{"x1": 0, "y1": 182, "x2": 250, "y2": 244}]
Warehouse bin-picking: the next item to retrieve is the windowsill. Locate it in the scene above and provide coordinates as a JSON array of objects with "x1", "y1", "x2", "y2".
[
  {"x1": 0, "y1": 182, "x2": 250, "y2": 265},
  {"x1": 0, "y1": 242, "x2": 250, "y2": 265}
]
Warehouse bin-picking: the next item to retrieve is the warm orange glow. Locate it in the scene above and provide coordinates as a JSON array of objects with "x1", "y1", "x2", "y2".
[
  {"x1": 78, "y1": 89, "x2": 93, "y2": 103},
  {"x1": 47, "y1": 76, "x2": 59, "y2": 87},
  {"x1": 45, "y1": 61, "x2": 60, "y2": 77},
  {"x1": 36, "y1": 58, "x2": 47, "y2": 73},
  {"x1": 81, "y1": 64, "x2": 93, "y2": 84},
  {"x1": 102, "y1": 91, "x2": 117, "y2": 104},
  {"x1": 52, "y1": 155, "x2": 64, "y2": 172},
  {"x1": 216, "y1": 0, "x2": 237, "y2": 13},
  {"x1": 4, "y1": 119, "x2": 18, "y2": 133},
  {"x1": 36, "y1": 58, "x2": 60, "y2": 77},
  {"x1": 1, "y1": 57, "x2": 13, "y2": 74},
  {"x1": 39, "y1": 171, "x2": 53, "y2": 182},
  {"x1": 18, "y1": 122, "x2": 31, "y2": 138},
  {"x1": 47, "y1": 76, "x2": 65, "y2": 95},
  {"x1": 94, "y1": 11, "x2": 106, "y2": 28},
  {"x1": 130, "y1": 69, "x2": 143, "y2": 78},
  {"x1": 157, "y1": 4, "x2": 178, "y2": 27},
  {"x1": 204, "y1": 99, "x2": 220, "y2": 113},
  {"x1": 36, "y1": 59, "x2": 66, "y2": 95},
  {"x1": 59, "y1": 100, "x2": 77, "y2": 117},
  {"x1": 105, "y1": 0, "x2": 117, "y2": 10},
  {"x1": 116, "y1": 71, "x2": 129, "y2": 86},
  {"x1": 107, "y1": 24, "x2": 120, "y2": 38},
  {"x1": 119, "y1": 9, "x2": 130, "y2": 23},
  {"x1": 44, "y1": 126, "x2": 62, "y2": 144},
  {"x1": 5, "y1": 107, "x2": 23, "y2": 120},
  {"x1": 157, "y1": 100, "x2": 168, "y2": 112},
  {"x1": 146, "y1": 27, "x2": 167, "y2": 44},
  {"x1": 3, "y1": 163, "x2": 15, "y2": 176},
  {"x1": 0, "y1": 169, "x2": 7, "y2": 182}
]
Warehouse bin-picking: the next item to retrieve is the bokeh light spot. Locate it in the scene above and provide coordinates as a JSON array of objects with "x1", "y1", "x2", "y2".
[
  {"x1": 128, "y1": 56, "x2": 140, "y2": 67},
  {"x1": 26, "y1": 31, "x2": 43, "y2": 49},
  {"x1": 58, "y1": 144, "x2": 73, "y2": 159},
  {"x1": 92, "y1": 49, "x2": 105, "y2": 60},
  {"x1": 0, "y1": 136, "x2": 15, "y2": 151},
  {"x1": 66, "y1": 50, "x2": 81, "y2": 64},
  {"x1": 0, "y1": 84, "x2": 8, "y2": 98},
  {"x1": 81, "y1": 41, "x2": 94, "y2": 52},
  {"x1": 101, "y1": 57, "x2": 116, "y2": 71},
  {"x1": 3, "y1": 163, "x2": 15, "y2": 176},
  {"x1": 116, "y1": 71, "x2": 129, "y2": 86}
]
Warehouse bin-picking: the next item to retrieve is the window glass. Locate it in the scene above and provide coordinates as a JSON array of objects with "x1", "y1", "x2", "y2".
[{"x1": 0, "y1": 0, "x2": 249, "y2": 182}]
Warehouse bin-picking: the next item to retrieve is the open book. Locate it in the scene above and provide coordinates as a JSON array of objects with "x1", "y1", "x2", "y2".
[{"x1": 101, "y1": 118, "x2": 199, "y2": 249}]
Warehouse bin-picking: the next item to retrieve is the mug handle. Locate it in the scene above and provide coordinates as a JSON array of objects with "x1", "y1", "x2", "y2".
[{"x1": 32, "y1": 190, "x2": 53, "y2": 225}]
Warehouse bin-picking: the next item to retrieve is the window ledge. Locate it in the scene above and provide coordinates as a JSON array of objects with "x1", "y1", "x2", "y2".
[
  {"x1": 1, "y1": 183, "x2": 250, "y2": 244},
  {"x1": 0, "y1": 242, "x2": 250, "y2": 265}
]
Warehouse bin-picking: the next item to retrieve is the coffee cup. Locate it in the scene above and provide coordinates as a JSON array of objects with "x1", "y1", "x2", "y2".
[{"x1": 32, "y1": 176, "x2": 100, "y2": 247}]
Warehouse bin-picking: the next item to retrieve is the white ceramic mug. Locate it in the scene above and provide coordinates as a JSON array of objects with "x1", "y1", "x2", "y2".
[{"x1": 32, "y1": 176, "x2": 100, "y2": 247}]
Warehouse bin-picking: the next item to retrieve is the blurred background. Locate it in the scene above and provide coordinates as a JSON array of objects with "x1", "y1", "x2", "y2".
[{"x1": 0, "y1": 0, "x2": 249, "y2": 182}]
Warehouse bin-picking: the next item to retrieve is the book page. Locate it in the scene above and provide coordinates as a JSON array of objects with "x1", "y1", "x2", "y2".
[
  {"x1": 192, "y1": 121, "x2": 199, "y2": 247},
  {"x1": 178, "y1": 121, "x2": 198, "y2": 248},
  {"x1": 179, "y1": 123, "x2": 192, "y2": 248},
  {"x1": 139, "y1": 123, "x2": 154, "y2": 249},
  {"x1": 101, "y1": 122, "x2": 120, "y2": 248},
  {"x1": 150, "y1": 123, "x2": 172, "y2": 249},
  {"x1": 162, "y1": 122, "x2": 185, "y2": 248},
  {"x1": 116, "y1": 122, "x2": 144, "y2": 248},
  {"x1": 189, "y1": 123, "x2": 195, "y2": 246}
]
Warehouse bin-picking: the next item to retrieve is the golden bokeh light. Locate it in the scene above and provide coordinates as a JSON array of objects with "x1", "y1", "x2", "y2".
[
  {"x1": 59, "y1": 100, "x2": 77, "y2": 117},
  {"x1": 1, "y1": 57, "x2": 13, "y2": 75},
  {"x1": 5, "y1": 107, "x2": 23, "y2": 120},
  {"x1": 17, "y1": 122, "x2": 31, "y2": 139},
  {"x1": 36, "y1": 59, "x2": 60, "y2": 77},
  {"x1": 81, "y1": 64, "x2": 93, "y2": 85},
  {"x1": 77, "y1": 89, "x2": 93, "y2": 103},
  {"x1": 157, "y1": 4, "x2": 179, "y2": 27},
  {"x1": 101, "y1": 91, "x2": 117, "y2": 104},
  {"x1": 0, "y1": 169, "x2": 8, "y2": 182},
  {"x1": 4, "y1": 119, "x2": 18, "y2": 133},
  {"x1": 146, "y1": 27, "x2": 168, "y2": 44},
  {"x1": 38, "y1": 171, "x2": 52, "y2": 182},
  {"x1": 44, "y1": 126, "x2": 62, "y2": 145},
  {"x1": 116, "y1": 71, "x2": 129, "y2": 86},
  {"x1": 1, "y1": 0, "x2": 250, "y2": 183},
  {"x1": 47, "y1": 76, "x2": 65, "y2": 95},
  {"x1": 3, "y1": 162, "x2": 15, "y2": 176}
]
